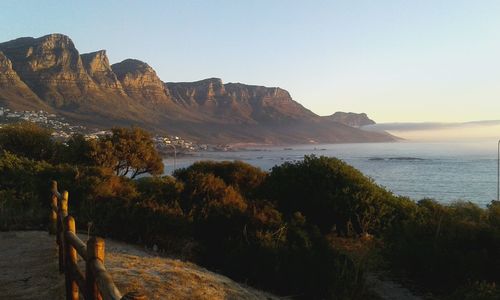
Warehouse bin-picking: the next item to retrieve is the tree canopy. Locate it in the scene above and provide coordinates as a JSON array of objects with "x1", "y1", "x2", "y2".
[
  {"x1": 91, "y1": 127, "x2": 164, "y2": 178},
  {"x1": 0, "y1": 122, "x2": 56, "y2": 161}
]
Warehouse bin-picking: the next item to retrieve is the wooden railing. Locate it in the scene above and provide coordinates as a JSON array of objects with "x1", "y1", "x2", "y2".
[{"x1": 49, "y1": 181, "x2": 146, "y2": 300}]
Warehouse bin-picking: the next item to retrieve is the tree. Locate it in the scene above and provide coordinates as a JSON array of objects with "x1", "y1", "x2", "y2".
[
  {"x1": 92, "y1": 127, "x2": 164, "y2": 179},
  {"x1": 173, "y1": 160, "x2": 266, "y2": 199},
  {"x1": 0, "y1": 122, "x2": 56, "y2": 161},
  {"x1": 264, "y1": 155, "x2": 400, "y2": 235},
  {"x1": 63, "y1": 133, "x2": 96, "y2": 165}
]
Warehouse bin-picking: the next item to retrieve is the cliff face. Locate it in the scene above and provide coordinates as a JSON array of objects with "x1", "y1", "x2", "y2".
[
  {"x1": 112, "y1": 59, "x2": 171, "y2": 104},
  {"x1": 0, "y1": 51, "x2": 48, "y2": 111},
  {"x1": 224, "y1": 83, "x2": 317, "y2": 123},
  {"x1": 81, "y1": 50, "x2": 124, "y2": 92},
  {"x1": 0, "y1": 34, "x2": 95, "y2": 107},
  {"x1": 166, "y1": 79, "x2": 317, "y2": 124},
  {"x1": 0, "y1": 34, "x2": 396, "y2": 144},
  {"x1": 167, "y1": 78, "x2": 226, "y2": 107},
  {"x1": 0, "y1": 51, "x2": 22, "y2": 85},
  {"x1": 327, "y1": 112, "x2": 376, "y2": 127}
]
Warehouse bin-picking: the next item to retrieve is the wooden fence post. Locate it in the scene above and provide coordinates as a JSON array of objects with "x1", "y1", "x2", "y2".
[
  {"x1": 87, "y1": 237, "x2": 105, "y2": 300},
  {"x1": 49, "y1": 181, "x2": 58, "y2": 235},
  {"x1": 49, "y1": 194, "x2": 58, "y2": 235},
  {"x1": 61, "y1": 191, "x2": 69, "y2": 217},
  {"x1": 65, "y1": 216, "x2": 79, "y2": 300},
  {"x1": 58, "y1": 191, "x2": 69, "y2": 273},
  {"x1": 121, "y1": 291, "x2": 147, "y2": 300}
]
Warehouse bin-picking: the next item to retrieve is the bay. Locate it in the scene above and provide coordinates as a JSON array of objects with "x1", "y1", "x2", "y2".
[{"x1": 163, "y1": 141, "x2": 499, "y2": 206}]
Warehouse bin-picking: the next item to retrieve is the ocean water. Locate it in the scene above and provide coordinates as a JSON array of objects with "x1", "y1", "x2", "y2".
[{"x1": 163, "y1": 142, "x2": 500, "y2": 206}]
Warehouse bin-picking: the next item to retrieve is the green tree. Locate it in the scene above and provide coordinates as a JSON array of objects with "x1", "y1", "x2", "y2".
[
  {"x1": 62, "y1": 133, "x2": 96, "y2": 165},
  {"x1": 91, "y1": 127, "x2": 164, "y2": 178},
  {"x1": 264, "y1": 155, "x2": 400, "y2": 235},
  {"x1": 0, "y1": 122, "x2": 56, "y2": 161},
  {"x1": 174, "y1": 160, "x2": 266, "y2": 199}
]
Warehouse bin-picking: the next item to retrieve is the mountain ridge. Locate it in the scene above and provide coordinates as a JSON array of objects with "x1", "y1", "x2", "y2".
[{"x1": 0, "y1": 33, "x2": 395, "y2": 144}]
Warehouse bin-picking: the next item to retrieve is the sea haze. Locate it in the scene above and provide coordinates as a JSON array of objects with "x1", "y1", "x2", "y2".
[{"x1": 164, "y1": 141, "x2": 499, "y2": 206}]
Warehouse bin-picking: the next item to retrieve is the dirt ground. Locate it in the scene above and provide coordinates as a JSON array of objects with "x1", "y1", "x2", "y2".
[
  {"x1": 0, "y1": 231, "x2": 65, "y2": 300},
  {"x1": 365, "y1": 272, "x2": 424, "y2": 300},
  {"x1": 0, "y1": 231, "x2": 424, "y2": 300},
  {"x1": 0, "y1": 231, "x2": 277, "y2": 300}
]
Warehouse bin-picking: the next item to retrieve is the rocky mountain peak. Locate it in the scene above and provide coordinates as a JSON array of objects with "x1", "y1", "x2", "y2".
[
  {"x1": 111, "y1": 59, "x2": 156, "y2": 79},
  {"x1": 327, "y1": 112, "x2": 376, "y2": 127},
  {"x1": 0, "y1": 51, "x2": 13, "y2": 73},
  {"x1": 81, "y1": 50, "x2": 123, "y2": 90},
  {"x1": 81, "y1": 50, "x2": 110, "y2": 74},
  {"x1": 0, "y1": 34, "x2": 95, "y2": 107},
  {"x1": 111, "y1": 59, "x2": 170, "y2": 103}
]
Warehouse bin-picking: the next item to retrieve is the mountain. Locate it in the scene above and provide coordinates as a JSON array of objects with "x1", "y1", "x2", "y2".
[
  {"x1": 0, "y1": 34, "x2": 395, "y2": 144},
  {"x1": 326, "y1": 112, "x2": 376, "y2": 127}
]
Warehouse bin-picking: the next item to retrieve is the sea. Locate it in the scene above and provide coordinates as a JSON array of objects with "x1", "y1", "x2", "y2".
[{"x1": 163, "y1": 141, "x2": 500, "y2": 207}]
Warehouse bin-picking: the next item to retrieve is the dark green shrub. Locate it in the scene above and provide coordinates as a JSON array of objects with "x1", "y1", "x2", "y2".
[
  {"x1": 264, "y1": 155, "x2": 403, "y2": 235},
  {"x1": 384, "y1": 199, "x2": 500, "y2": 294},
  {"x1": 174, "y1": 160, "x2": 266, "y2": 199},
  {"x1": 0, "y1": 122, "x2": 57, "y2": 161},
  {"x1": 448, "y1": 281, "x2": 500, "y2": 300}
]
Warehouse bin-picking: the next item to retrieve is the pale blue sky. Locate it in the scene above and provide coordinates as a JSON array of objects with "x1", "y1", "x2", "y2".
[{"x1": 1, "y1": 0, "x2": 499, "y2": 122}]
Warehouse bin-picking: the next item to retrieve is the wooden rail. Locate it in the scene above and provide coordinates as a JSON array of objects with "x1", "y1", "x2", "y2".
[{"x1": 49, "y1": 181, "x2": 146, "y2": 300}]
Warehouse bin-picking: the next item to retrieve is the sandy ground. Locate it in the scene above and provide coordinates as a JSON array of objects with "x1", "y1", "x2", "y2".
[
  {"x1": 0, "y1": 231, "x2": 278, "y2": 300},
  {"x1": 366, "y1": 273, "x2": 424, "y2": 300},
  {"x1": 0, "y1": 231, "x2": 65, "y2": 300},
  {"x1": 0, "y1": 231, "x2": 424, "y2": 300}
]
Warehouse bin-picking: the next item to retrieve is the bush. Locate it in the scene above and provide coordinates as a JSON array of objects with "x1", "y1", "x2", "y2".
[
  {"x1": 174, "y1": 160, "x2": 266, "y2": 199},
  {"x1": 448, "y1": 281, "x2": 500, "y2": 300},
  {"x1": 135, "y1": 176, "x2": 183, "y2": 207},
  {"x1": 384, "y1": 199, "x2": 500, "y2": 295},
  {"x1": 0, "y1": 122, "x2": 57, "y2": 161},
  {"x1": 264, "y1": 155, "x2": 405, "y2": 235}
]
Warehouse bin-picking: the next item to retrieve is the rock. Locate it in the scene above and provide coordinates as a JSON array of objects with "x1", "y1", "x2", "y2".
[
  {"x1": 111, "y1": 59, "x2": 171, "y2": 104},
  {"x1": 81, "y1": 50, "x2": 124, "y2": 92},
  {"x1": 0, "y1": 51, "x2": 48, "y2": 111},
  {"x1": 0, "y1": 34, "x2": 95, "y2": 107},
  {"x1": 327, "y1": 112, "x2": 376, "y2": 127}
]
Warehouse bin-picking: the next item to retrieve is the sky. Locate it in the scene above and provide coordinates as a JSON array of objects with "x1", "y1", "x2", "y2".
[{"x1": 1, "y1": 0, "x2": 499, "y2": 123}]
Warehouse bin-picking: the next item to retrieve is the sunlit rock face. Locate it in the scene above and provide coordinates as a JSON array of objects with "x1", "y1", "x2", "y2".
[
  {"x1": 112, "y1": 59, "x2": 172, "y2": 104},
  {"x1": 0, "y1": 51, "x2": 19, "y2": 83},
  {"x1": 81, "y1": 50, "x2": 124, "y2": 92},
  {"x1": 0, "y1": 34, "x2": 96, "y2": 107},
  {"x1": 0, "y1": 51, "x2": 48, "y2": 111},
  {"x1": 166, "y1": 79, "x2": 316, "y2": 124},
  {"x1": 327, "y1": 112, "x2": 376, "y2": 127}
]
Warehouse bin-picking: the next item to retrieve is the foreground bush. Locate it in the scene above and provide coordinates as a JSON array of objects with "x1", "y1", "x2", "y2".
[
  {"x1": 384, "y1": 199, "x2": 500, "y2": 295},
  {"x1": 0, "y1": 122, "x2": 57, "y2": 161},
  {"x1": 264, "y1": 155, "x2": 411, "y2": 235}
]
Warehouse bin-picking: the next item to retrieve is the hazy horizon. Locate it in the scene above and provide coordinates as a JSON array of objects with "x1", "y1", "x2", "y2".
[
  {"x1": 1, "y1": 1, "x2": 499, "y2": 125},
  {"x1": 367, "y1": 120, "x2": 500, "y2": 142}
]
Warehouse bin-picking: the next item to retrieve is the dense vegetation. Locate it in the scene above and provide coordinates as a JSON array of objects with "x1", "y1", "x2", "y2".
[{"x1": 0, "y1": 122, "x2": 499, "y2": 299}]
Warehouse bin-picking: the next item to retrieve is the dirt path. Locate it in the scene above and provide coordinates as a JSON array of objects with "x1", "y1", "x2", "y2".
[
  {"x1": 1, "y1": 231, "x2": 422, "y2": 300},
  {"x1": 366, "y1": 272, "x2": 424, "y2": 300},
  {"x1": 0, "y1": 231, "x2": 65, "y2": 300},
  {"x1": 0, "y1": 231, "x2": 277, "y2": 300}
]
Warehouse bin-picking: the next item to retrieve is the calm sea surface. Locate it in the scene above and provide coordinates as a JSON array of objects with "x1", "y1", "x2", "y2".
[{"x1": 163, "y1": 142, "x2": 499, "y2": 206}]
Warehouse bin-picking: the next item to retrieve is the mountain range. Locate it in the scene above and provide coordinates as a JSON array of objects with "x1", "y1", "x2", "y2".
[{"x1": 0, "y1": 34, "x2": 395, "y2": 144}]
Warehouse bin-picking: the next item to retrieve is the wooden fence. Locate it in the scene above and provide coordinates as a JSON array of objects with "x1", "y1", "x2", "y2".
[{"x1": 49, "y1": 181, "x2": 146, "y2": 300}]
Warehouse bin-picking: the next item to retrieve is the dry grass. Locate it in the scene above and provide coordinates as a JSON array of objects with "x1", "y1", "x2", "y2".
[
  {"x1": 94, "y1": 237, "x2": 279, "y2": 300},
  {"x1": 0, "y1": 231, "x2": 278, "y2": 300},
  {"x1": 0, "y1": 231, "x2": 64, "y2": 300}
]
